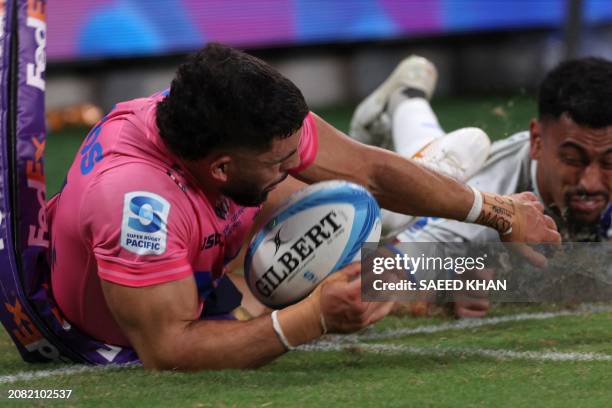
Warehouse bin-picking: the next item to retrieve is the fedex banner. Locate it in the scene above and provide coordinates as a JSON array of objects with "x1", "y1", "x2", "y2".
[
  {"x1": 0, "y1": 0, "x2": 139, "y2": 364},
  {"x1": 0, "y1": 0, "x2": 56, "y2": 362},
  {"x1": 47, "y1": 0, "x2": 612, "y2": 62}
]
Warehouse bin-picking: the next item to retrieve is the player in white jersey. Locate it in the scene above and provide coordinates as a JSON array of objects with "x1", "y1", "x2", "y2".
[{"x1": 350, "y1": 56, "x2": 612, "y2": 317}]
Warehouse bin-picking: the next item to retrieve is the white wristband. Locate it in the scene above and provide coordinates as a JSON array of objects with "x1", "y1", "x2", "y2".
[
  {"x1": 464, "y1": 186, "x2": 483, "y2": 223},
  {"x1": 271, "y1": 310, "x2": 295, "y2": 351}
]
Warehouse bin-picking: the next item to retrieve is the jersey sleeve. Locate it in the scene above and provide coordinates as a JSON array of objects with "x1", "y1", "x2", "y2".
[
  {"x1": 81, "y1": 164, "x2": 195, "y2": 287},
  {"x1": 289, "y1": 111, "x2": 318, "y2": 175},
  {"x1": 395, "y1": 135, "x2": 534, "y2": 245},
  {"x1": 396, "y1": 217, "x2": 497, "y2": 244}
]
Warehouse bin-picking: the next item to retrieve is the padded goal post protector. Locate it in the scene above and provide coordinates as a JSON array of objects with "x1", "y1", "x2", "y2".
[
  {"x1": 0, "y1": 0, "x2": 57, "y2": 363},
  {"x1": 0, "y1": 0, "x2": 236, "y2": 365},
  {"x1": 0, "y1": 0, "x2": 139, "y2": 364}
]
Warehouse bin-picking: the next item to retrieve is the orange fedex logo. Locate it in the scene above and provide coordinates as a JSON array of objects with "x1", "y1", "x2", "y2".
[
  {"x1": 4, "y1": 297, "x2": 59, "y2": 360},
  {"x1": 26, "y1": 135, "x2": 48, "y2": 248}
]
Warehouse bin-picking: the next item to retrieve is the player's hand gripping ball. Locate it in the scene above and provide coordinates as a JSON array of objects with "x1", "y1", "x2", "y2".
[{"x1": 245, "y1": 180, "x2": 381, "y2": 309}]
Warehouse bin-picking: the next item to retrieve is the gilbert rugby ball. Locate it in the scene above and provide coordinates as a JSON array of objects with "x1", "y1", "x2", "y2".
[{"x1": 244, "y1": 180, "x2": 381, "y2": 309}]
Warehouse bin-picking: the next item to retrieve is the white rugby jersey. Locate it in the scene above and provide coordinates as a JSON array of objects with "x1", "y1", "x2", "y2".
[{"x1": 396, "y1": 131, "x2": 611, "y2": 244}]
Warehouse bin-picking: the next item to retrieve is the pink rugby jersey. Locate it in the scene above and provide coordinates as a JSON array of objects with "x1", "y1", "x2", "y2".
[{"x1": 48, "y1": 92, "x2": 318, "y2": 346}]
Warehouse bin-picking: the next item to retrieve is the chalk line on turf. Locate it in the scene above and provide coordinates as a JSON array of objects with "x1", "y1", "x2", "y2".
[
  {"x1": 320, "y1": 303, "x2": 612, "y2": 344},
  {"x1": 0, "y1": 363, "x2": 139, "y2": 385},
  {"x1": 300, "y1": 342, "x2": 612, "y2": 362},
  {"x1": 1, "y1": 304, "x2": 610, "y2": 384}
]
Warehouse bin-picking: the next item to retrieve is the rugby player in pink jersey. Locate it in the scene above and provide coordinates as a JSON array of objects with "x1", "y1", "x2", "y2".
[{"x1": 48, "y1": 43, "x2": 560, "y2": 370}]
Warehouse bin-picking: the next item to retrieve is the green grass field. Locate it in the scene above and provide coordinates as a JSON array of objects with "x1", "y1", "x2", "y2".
[{"x1": 2, "y1": 95, "x2": 611, "y2": 407}]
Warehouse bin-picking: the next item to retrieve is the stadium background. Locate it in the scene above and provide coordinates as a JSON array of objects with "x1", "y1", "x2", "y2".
[
  {"x1": 43, "y1": 0, "x2": 612, "y2": 196},
  {"x1": 2, "y1": 0, "x2": 612, "y2": 406}
]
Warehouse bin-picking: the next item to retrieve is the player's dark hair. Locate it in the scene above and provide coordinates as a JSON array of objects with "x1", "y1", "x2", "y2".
[
  {"x1": 538, "y1": 57, "x2": 612, "y2": 128},
  {"x1": 156, "y1": 43, "x2": 309, "y2": 160}
]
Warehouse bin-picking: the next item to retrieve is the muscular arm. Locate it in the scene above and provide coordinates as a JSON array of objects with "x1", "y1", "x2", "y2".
[
  {"x1": 101, "y1": 264, "x2": 393, "y2": 371},
  {"x1": 297, "y1": 114, "x2": 560, "y2": 265},
  {"x1": 101, "y1": 276, "x2": 286, "y2": 370},
  {"x1": 297, "y1": 113, "x2": 473, "y2": 220}
]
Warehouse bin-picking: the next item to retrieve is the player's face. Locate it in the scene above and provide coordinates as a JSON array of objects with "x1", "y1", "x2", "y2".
[
  {"x1": 222, "y1": 130, "x2": 302, "y2": 207},
  {"x1": 530, "y1": 115, "x2": 612, "y2": 224}
]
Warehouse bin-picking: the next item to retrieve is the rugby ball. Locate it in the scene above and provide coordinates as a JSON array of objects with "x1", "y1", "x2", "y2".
[{"x1": 244, "y1": 180, "x2": 381, "y2": 309}]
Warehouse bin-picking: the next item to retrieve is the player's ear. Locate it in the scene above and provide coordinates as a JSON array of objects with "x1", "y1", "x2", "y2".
[
  {"x1": 529, "y1": 119, "x2": 543, "y2": 160},
  {"x1": 210, "y1": 155, "x2": 232, "y2": 183}
]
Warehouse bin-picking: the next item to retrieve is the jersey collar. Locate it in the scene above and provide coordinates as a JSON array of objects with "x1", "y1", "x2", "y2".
[{"x1": 530, "y1": 160, "x2": 544, "y2": 203}]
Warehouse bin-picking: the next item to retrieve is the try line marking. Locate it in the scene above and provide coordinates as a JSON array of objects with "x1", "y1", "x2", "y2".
[
  {"x1": 302, "y1": 342, "x2": 612, "y2": 362},
  {"x1": 321, "y1": 303, "x2": 612, "y2": 344},
  {"x1": 0, "y1": 364, "x2": 139, "y2": 385},
  {"x1": 0, "y1": 304, "x2": 610, "y2": 384}
]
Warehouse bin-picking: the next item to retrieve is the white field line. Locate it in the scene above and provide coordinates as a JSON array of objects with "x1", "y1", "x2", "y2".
[
  {"x1": 3, "y1": 344, "x2": 608, "y2": 386},
  {"x1": 320, "y1": 304, "x2": 612, "y2": 344},
  {"x1": 1, "y1": 304, "x2": 611, "y2": 384},
  {"x1": 301, "y1": 342, "x2": 612, "y2": 362},
  {"x1": 0, "y1": 363, "x2": 139, "y2": 385}
]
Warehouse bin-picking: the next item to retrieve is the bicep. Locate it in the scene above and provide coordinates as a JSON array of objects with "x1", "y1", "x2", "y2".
[
  {"x1": 295, "y1": 113, "x2": 377, "y2": 186},
  {"x1": 100, "y1": 276, "x2": 200, "y2": 367}
]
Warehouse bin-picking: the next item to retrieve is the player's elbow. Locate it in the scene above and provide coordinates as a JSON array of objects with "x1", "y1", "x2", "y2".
[
  {"x1": 136, "y1": 336, "x2": 200, "y2": 372},
  {"x1": 140, "y1": 349, "x2": 190, "y2": 372},
  {"x1": 142, "y1": 355, "x2": 264, "y2": 371},
  {"x1": 142, "y1": 358, "x2": 176, "y2": 372},
  {"x1": 138, "y1": 343, "x2": 268, "y2": 371}
]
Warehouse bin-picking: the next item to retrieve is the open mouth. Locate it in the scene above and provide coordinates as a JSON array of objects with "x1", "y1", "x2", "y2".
[{"x1": 568, "y1": 194, "x2": 607, "y2": 214}]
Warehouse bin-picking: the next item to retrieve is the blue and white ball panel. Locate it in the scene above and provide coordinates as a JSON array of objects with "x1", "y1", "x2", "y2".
[{"x1": 244, "y1": 180, "x2": 381, "y2": 309}]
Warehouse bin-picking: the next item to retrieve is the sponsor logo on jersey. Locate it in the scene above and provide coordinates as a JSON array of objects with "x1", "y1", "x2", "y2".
[
  {"x1": 201, "y1": 232, "x2": 223, "y2": 250},
  {"x1": 121, "y1": 192, "x2": 170, "y2": 255},
  {"x1": 215, "y1": 196, "x2": 230, "y2": 220}
]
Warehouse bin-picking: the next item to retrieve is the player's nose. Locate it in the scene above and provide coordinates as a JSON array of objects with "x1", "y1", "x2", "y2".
[{"x1": 579, "y1": 162, "x2": 607, "y2": 193}]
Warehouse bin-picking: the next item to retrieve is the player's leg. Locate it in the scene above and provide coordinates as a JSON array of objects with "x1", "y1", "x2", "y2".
[
  {"x1": 350, "y1": 56, "x2": 442, "y2": 231},
  {"x1": 350, "y1": 56, "x2": 491, "y2": 233},
  {"x1": 350, "y1": 55, "x2": 440, "y2": 152},
  {"x1": 350, "y1": 55, "x2": 491, "y2": 175},
  {"x1": 390, "y1": 90, "x2": 444, "y2": 158},
  {"x1": 350, "y1": 57, "x2": 492, "y2": 318},
  {"x1": 383, "y1": 126, "x2": 492, "y2": 233}
]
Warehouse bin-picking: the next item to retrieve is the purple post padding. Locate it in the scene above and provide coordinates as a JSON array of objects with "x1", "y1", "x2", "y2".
[
  {"x1": 0, "y1": 0, "x2": 44, "y2": 363},
  {"x1": 0, "y1": 0, "x2": 66, "y2": 363},
  {"x1": 0, "y1": 0, "x2": 140, "y2": 365}
]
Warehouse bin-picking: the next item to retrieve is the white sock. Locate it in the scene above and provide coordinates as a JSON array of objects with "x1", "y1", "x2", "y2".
[
  {"x1": 391, "y1": 97, "x2": 444, "y2": 158},
  {"x1": 382, "y1": 97, "x2": 444, "y2": 236}
]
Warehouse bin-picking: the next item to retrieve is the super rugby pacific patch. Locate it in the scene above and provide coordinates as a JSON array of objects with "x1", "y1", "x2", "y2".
[{"x1": 120, "y1": 191, "x2": 170, "y2": 255}]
